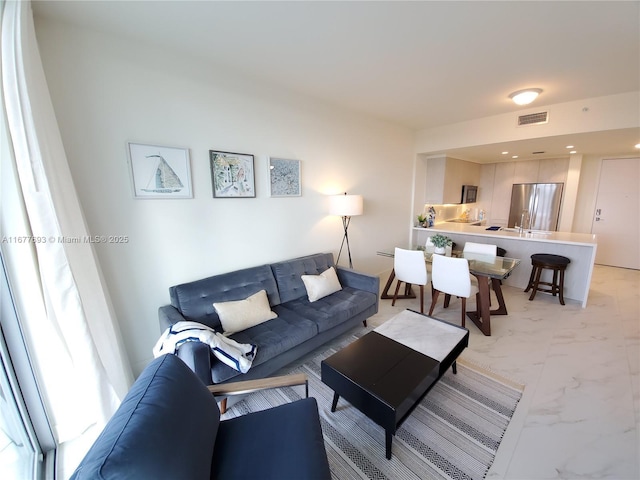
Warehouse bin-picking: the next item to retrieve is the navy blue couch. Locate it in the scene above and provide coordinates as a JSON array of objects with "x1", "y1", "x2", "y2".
[
  {"x1": 70, "y1": 354, "x2": 331, "y2": 479},
  {"x1": 158, "y1": 253, "x2": 379, "y2": 387}
]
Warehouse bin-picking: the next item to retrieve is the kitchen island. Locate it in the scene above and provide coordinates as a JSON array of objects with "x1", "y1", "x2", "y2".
[{"x1": 413, "y1": 224, "x2": 598, "y2": 307}]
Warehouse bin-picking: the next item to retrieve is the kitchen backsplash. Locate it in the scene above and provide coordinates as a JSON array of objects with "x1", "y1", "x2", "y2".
[{"x1": 420, "y1": 203, "x2": 483, "y2": 223}]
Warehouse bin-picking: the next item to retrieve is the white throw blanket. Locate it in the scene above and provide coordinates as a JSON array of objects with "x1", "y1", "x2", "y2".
[{"x1": 153, "y1": 321, "x2": 257, "y2": 373}]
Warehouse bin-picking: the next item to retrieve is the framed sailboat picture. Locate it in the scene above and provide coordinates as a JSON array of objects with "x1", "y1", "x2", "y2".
[
  {"x1": 127, "y1": 143, "x2": 193, "y2": 199},
  {"x1": 210, "y1": 150, "x2": 256, "y2": 198}
]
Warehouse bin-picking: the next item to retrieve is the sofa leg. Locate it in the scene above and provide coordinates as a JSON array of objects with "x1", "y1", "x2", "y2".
[
  {"x1": 362, "y1": 320, "x2": 367, "y2": 327},
  {"x1": 219, "y1": 397, "x2": 227, "y2": 414}
]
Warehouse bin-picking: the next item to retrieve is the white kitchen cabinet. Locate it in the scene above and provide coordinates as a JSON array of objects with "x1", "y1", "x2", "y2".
[
  {"x1": 489, "y1": 162, "x2": 515, "y2": 225},
  {"x1": 424, "y1": 156, "x2": 480, "y2": 204},
  {"x1": 478, "y1": 164, "x2": 495, "y2": 199},
  {"x1": 538, "y1": 158, "x2": 569, "y2": 183},
  {"x1": 482, "y1": 159, "x2": 570, "y2": 225},
  {"x1": 514, "y1": 160, "x2": 539, "y2": 183}
]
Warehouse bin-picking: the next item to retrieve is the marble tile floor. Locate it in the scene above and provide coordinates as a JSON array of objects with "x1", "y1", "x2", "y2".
[{"x1": 368, "y1": 264, "x2": 639, "y2": 480}]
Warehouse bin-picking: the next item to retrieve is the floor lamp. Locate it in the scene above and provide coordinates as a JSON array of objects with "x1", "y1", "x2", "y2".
[{"x1": 329, "y1": 193, "x2": 363, "y2": 269}]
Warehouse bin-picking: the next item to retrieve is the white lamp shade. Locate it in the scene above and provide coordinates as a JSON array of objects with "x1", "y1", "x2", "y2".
[{"x1": 329, "y1": 194, "x2": 363, "y2": 216}]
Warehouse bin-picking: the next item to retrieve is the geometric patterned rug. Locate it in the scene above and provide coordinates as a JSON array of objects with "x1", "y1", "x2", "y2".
[{"x1": 221, "y1": 330, "x2": 524, "y2": 480}]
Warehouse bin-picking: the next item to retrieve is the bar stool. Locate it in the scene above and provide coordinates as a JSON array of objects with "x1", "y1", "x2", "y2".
[{"x1": 525, "y1": 254, "x2": 571, "y2": 305}]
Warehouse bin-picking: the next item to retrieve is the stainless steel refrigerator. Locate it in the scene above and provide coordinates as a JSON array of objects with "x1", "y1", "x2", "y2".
[{"x1": 508, "y1": 183, "x2": 564, "y2": 231}]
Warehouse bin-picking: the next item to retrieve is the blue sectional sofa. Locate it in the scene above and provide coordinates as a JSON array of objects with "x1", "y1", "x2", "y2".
[
  {"x1": 158, "y1": 253, "x2": 379, "y2": 386},
  {"x1": 70, "y1": 354, "x2": 331, "y2": 479}
]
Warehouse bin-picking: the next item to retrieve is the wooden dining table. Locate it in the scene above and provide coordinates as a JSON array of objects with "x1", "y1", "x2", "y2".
[{"x1": 377, "y1": 246, "x2": 521, "y2": 336}]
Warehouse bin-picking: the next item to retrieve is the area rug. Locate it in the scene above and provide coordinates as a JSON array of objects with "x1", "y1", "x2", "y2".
[{"x1": 221, "y1": 331, "x2": 524, "y2": 480}]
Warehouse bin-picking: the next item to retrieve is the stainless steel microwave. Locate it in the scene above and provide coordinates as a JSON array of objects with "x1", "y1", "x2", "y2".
[{"x1": 461, "y1": 185, "x2": 478, "y2": 204}]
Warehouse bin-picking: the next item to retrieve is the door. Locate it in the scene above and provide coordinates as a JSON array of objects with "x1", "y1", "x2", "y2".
[{"x1": 592, "y1": 158, "x2": 640, "y2": 269}]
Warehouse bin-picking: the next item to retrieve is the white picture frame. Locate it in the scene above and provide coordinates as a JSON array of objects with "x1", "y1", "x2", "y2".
[
  {"x1": 127, "y1": 142, "x2": 193, "y2": 199},
  {"x1": 268, "y1": 157, "x2": 301, "y2": 197}
]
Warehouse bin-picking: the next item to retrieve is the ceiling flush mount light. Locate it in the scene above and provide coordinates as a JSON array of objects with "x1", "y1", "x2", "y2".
[{"x1": 509, "y1": 88, "x2": 543, "y2": 106}]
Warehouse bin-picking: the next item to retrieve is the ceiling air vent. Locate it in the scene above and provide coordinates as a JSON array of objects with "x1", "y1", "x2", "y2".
[{"x1": 517, "y1": 111, "x2": 549, "y2": 126}]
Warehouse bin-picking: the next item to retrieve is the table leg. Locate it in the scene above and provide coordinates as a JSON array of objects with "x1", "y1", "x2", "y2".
[
  {"x1": 490, "y1": 278, "x2": 508, "y2": 315},
  {"x1": 385, "y1": 430, "x2": 393, "y2": 460},
  {"x1": 380, "y1": 269, "x2": 416, "y2": 299},
  {"x1": 467, "y1": 275, "x2": 492, "y2": 336},
  {"x1": 331, "y1": 392, "x2": 340, "y2": 412},
  {"x1": 467, "y1": 276, "x2": 511, "y2": 336}
]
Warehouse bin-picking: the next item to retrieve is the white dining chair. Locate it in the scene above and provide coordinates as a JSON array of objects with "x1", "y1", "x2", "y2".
[
  {"x1": 428, "y1": 254, "x2": 479, "y2": 327},
  {"x1": 463, "y1": 241, "x2": 500, "y2": 294},
  {"x1": 392, "y1": 247, "x2": 429, "y2": 313},
  {"x1": 463, "y1": 241, "x2": 497, "y2": 256}
]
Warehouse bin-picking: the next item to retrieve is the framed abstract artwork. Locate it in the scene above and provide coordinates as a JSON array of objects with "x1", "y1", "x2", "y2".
[
  {"x1": 268, "y1": 157, "x2": 301, "y2": 197},
  {"x1": 127, "y1": 142, "x2": 192, "y2": 199},
  {"x1": 210, "y1": 150, "x2": 256, "y2": 198}
]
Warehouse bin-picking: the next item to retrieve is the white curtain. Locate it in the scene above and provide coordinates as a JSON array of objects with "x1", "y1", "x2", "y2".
[{"x1": 1, "y1": 0, "x2": 133, "y2": 473}]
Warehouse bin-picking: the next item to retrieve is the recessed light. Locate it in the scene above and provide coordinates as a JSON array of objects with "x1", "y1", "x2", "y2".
[
  {"x1": 501, "y1": 151, "x2": 509, "y2": 155},
  {"x1": 569, "y1": 150, "x2": 577, "y2": 154},
  {"x1": 509, "y1": 88, "x2": 543, "y2": 106},
  {"x1": 635, "y1": 143, "x2": 640, "y2": 149},
  {"x1": 566, "y1": 145, "x2": 574, "y2": 149},
  {"x1": 512, "y1": 155, "x2": 519, "y2": 159}
]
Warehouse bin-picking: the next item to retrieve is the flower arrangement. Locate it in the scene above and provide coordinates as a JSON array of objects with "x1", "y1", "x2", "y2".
[{"x1": 430, "y1": 234, "x2": 452, "y2": 248}]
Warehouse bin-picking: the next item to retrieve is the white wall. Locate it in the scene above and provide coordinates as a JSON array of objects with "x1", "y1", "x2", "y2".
[{"x1": 34, "y1": 18, "x2": 415, "y2": 375}]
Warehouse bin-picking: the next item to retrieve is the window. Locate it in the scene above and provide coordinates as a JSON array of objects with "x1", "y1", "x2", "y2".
[{"x1": 0, "y1": 255, "x2": 55, "y2": 479}]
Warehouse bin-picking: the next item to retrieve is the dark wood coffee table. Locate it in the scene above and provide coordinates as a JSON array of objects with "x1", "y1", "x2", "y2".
[{"x1": 321, "y1": 310, "x2": 469, "y2": 459}]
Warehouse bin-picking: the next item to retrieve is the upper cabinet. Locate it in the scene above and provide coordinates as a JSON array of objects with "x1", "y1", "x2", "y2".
[
  {"x1": 538, "y1": 158, "x2": 569, "y2": 183},
  {"x1": 480, "y1": 158, "x2": 570, "y2": 225},
  {"x1": 423, "y1": 156, "x2": 481, "y2": 204}
]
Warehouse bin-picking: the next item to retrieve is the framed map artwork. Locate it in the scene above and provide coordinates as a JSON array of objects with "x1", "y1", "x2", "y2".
[{"x1": 268, "y1": 157, "x2": 301, "y2": 197}]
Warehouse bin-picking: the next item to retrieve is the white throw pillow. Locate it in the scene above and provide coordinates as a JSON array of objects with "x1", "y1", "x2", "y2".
[
  {"x1": 301, "y1": 266, "x2": 342, "y2": 302},
  {"x1": 213, "y1": 290, "x2": 277, "y2": 334}
]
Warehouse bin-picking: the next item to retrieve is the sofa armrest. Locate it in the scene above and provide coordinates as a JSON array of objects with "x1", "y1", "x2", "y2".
[
  {"x1": 336, "y1": 266, "x2": 380, "y2": 296},
  {"x1": 158, "y1": 304, "x2": 186, "y2": 331},
  {"x1": 208, "y1": 373, "x2": 308, "y2": 398},
  {"x1": 174, "y1": 341, "x2": 214, "y2": 386}
]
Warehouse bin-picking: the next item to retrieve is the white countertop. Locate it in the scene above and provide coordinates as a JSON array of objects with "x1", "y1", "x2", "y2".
[{"x1": 416, "y1": 223, "x2": 597, "y2": 247}]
